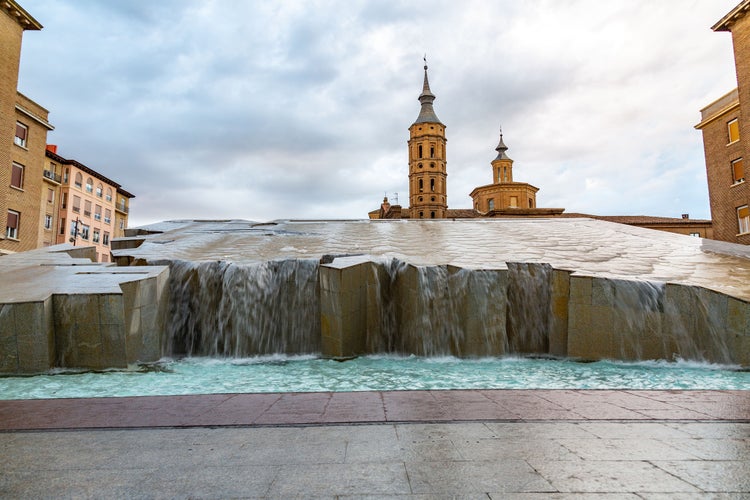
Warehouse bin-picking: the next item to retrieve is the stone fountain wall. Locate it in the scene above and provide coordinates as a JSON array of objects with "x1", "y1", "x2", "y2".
[{"x1": 318, "y1": 257, "x2": 750, "y2": 366}]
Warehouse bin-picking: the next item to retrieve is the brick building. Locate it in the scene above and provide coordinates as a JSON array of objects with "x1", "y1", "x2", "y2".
[
  {"x1": 0, "y1": 1, "x2": 49, "y2": 254},
  {"x1": 46, "y1": 147, "x2": 133, "y2": 262},
  {"x1": 695, "y1": 1, "x2": 750, "y2": 245}
]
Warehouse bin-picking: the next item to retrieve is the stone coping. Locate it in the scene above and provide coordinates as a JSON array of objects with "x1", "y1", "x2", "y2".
[
  {"x1": 113, "y1": 218, "x2": 750, "y2": 302},
  {"x1": 1, "y1": 389, "x2": 747, "y2": 431}
]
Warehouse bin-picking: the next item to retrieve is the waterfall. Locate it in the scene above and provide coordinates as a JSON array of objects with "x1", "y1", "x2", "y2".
[
  {"x1": 163, "y1": 259, "x2": 320, "y2": 357},
  {"x1": 506, "y1": 262, "x2": 553, "y2": 355}
]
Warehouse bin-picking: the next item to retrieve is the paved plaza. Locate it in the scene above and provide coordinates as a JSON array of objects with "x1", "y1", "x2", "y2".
[{"x1": 0, "y1": 389, "x2": 748, "y2": 498}]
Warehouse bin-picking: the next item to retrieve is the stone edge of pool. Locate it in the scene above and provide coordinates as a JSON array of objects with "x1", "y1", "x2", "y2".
[{"x1": 0, "y1": 389, "x2": 748, "y2": 431}]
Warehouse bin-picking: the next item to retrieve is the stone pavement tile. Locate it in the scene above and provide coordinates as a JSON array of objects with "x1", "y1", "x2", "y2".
[
  {"x1": 266, "y1": 462, "x2": 410, "y2": 497},
  {"x1": 652, "y1": 460, "x2": 750, "y2": 493},
  {"x1": 556, "y1": 437, "x2": 700, "y2": 461},
  {"x1": 0, "y1": 468, "x2": 160, "y2": 499},
  {"x1": 338, "y1": 495, "x2": 488, "y2": 500},
  {"x1": 186, "y1": 393, "x2": 281, "y2": 426},
  {"x1": 565, "y1": 402, "x2": 652, "y2": 420},
  {"x1": 382, "y1": 391, "x2": 449, "y2": 421},
  {"x1": 395, "y1": 422, "x2": 495, "y2": 442},
  {"x1": 253, "y1": 392, "x2": 331, "y2": 425},
  {"x1": 529, "y1": 460, "x2": 701, "y2": 493},
  {"x1": 639, "y1": 493, "x2": 749, "y2": 499},
  {"x1": 577, "y1": 421, "x2": 693, "y2": 439},
  {"x1": 495, "y1": 494, "x2": 642, "y2": 499},
  {"x1": 345, "y1": 434, "x2": 464, "y2": 463},
  {"x1": 230, "y1": 435, "x2": 347, "y2": 466},
  {"x1": 406, "y1": 459, "x2": 555, "y2": 494},
  {"x1": 484, "y1": 422, "x2": 598, "y2": 440},
  {"x1": 321, "y1": 391, "x2": 386, "y2": 423},
  {"x1": 626, "y1": 408, "x2": 719, "y2": 420},
  {"x1": 659, "y1": 437, "x2": 750, "y2": 460},
  {"x1": 453, "y1": 437, "x2": 580, "y2": 462},
  {"x1": 137, "y1": 464, "x2": 279, "y2": 498},
  {"x1": 665, "y1": 422, "x2": 750, "y2": 439}
]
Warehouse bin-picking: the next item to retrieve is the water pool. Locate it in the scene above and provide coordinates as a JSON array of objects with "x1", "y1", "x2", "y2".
[{"x1": 1, "y1": 356, "x2": 748, "y2": 400}]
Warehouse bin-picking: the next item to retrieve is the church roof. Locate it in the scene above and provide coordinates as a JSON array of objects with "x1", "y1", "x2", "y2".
[{"x1": 413, "y1": 62, "x2": 443, "y2": 125}]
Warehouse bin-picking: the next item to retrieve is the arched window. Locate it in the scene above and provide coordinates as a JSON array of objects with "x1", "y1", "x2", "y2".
[
  {"x1": 418, "y1": 179, "x2": 423, "y2": 191},
  {"x1": 430, "y1": 179, "x2": 435, "y2": 191},
  {"x1": 418, "y1": 145, "x2": 423, "y2": 158},
  {"x1": 106, "y1": 188, "x2": 112, "y2": 202},
  {"x1": 86, "y1": 178, "x2": 93, "y2": 193},
  {"x1": 96, "y1": 183, "x2": 103, "y2": 198},
  {"x1": 74, "y1": 172, "x2": 82, "y2": 188},
  {"x1": 430, "y1": 211, "x2": 435, "y2": 218}
]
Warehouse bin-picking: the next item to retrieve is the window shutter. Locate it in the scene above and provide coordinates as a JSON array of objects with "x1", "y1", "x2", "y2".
[
  {"x1": 10, "y1": 164, "x2": 22, "y2": 187},
  {"x1": 7, "y1": 211, "x2": 18, "y2": 229},
  {"x1": 15, "y1": 123, "x2": 26, "y2": 140},
  {"x1": 739, "y1": 206, "x2": 750, "y2": 219}
]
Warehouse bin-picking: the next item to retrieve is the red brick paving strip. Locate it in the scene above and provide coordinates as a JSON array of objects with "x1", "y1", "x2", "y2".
[{"x1": 0, "y1": 390, "x2": 747, "y2": 431}]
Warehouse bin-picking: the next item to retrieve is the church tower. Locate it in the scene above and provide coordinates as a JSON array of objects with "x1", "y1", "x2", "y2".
[{"x1": 408, "y1": 60, "x2": 447, "y2": 218}]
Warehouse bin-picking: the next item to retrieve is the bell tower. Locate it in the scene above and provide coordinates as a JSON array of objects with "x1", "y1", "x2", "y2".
[{"x1": 408, "y1": 58, "x2": 447, "y2": 219}]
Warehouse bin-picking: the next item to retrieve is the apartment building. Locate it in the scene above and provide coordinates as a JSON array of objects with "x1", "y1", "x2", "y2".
[
  {"x1": 47, "y1": 147, "x2": 133, "y2": 262},
  {"x1": 696, "y1": 1, "x2": 750, "y2": 245}
]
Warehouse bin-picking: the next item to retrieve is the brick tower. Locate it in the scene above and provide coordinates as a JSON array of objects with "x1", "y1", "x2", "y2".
[{"x1": 408, "y1": 59, "x2": 447, "y2": 218}]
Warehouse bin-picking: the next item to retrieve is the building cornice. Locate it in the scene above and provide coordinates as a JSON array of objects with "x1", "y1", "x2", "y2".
[
  {"x1": 713, "y1": 0, "x2": 750, "y2": 32},
  {"x1": 15, "y1": 104, "x2": 54, "y2": 130},
  {"x1": 695, "y1": 88, "x2": 740, "y2": 129},
  {"x1": 45, "y1": 149, "x2": 135, "y2": 198},
  {"x1": 2, "y1": 0, "x2": 42, "y2": 30}
]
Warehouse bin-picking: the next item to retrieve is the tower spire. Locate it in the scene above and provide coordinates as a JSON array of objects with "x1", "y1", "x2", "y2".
[
  {"x1": 414, "y1": 55, "x2": 442, "y2": 125},
  {"x1": 494, "y1": 128, "x2": 511, "y2": 161}
]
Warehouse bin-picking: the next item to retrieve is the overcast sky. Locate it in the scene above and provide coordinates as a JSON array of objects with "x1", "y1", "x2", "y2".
[{"x1": 17, "y1": 0, "x2": 740, "y2": 225}]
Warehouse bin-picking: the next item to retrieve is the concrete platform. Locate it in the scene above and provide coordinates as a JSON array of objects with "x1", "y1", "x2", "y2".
[{"x1": 1, "y1": 389, "x2": 748, "y2": 497}]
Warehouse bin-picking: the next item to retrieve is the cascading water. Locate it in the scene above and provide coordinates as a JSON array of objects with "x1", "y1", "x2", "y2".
[
  {"x1": 163, "y1": 259, "x2": 320, "y2": 357},
  {"x1": 506, "y1": 262, "x2": 553, "y2": 354}
]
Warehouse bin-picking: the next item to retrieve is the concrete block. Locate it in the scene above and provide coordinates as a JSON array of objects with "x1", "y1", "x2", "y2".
[
  {"x1": 98, "y1": 294, "x2": 123, "y2": 325},
  {"x1": 727, "y1": 298, "x2": 750, "y2": 336},
  {"x1": 569, "y1": 276, "x2": 592, "y2": 305},
  {"x1": 591, "y1": 278, "x2": 615, "y2": 307},
  {"x1": 100, "y1": 323, "x2": 127, "y2": 368},
  {"x1": 15, "y1": 301, "x2": 54, "y2": 373},
  {"x1": 0, "y1": 304, "x2": 18, "y2": 373}
]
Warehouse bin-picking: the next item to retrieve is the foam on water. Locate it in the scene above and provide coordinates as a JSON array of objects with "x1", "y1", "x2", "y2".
[{"x1": 1, "y1": 356, "x2": 747, "y2": 399}]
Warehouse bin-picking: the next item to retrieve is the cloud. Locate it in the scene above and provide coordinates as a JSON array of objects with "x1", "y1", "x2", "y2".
[{"x1": 17, "y1": 0, "x2": 739, "y2": 225}]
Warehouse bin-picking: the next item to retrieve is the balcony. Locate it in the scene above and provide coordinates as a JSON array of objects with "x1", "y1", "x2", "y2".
[
  {"x1": 115, "y1": 204, "x2": 129, "y2": 215},
  {"x1": 43, "y1": 170, "x2": 62, "y2": 184}
]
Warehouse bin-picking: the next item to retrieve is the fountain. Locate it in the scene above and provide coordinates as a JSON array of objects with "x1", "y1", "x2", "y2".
[{"x1": 1, "y1": 217, "x2": 749, "y2": 374}]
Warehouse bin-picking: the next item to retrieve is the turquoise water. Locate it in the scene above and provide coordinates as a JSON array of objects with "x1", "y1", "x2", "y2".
[{"x1": 1, "y1": 356, "x2": 748, "y2": 400}]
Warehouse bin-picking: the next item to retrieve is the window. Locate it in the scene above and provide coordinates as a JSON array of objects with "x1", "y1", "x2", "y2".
[
  {"x1": 47, "y1": 188, "x2": 54, "y2": 203},
  {"x1": 96, "y1": 183, "x2": 103, "y2": 198},
  {"x1": 728, "y1": 118, "x2": 740, "y2": 144},
  {"x1": 61, "y1": 192, "x2": 67, "y2": 209},
  {"x1": 106, "y1": 188, "x2": 112, "y2": 202},
  {"x1": 418, "y1": 163, "x2": 423, "y2": 169},
  {"x1": 74, "y1": 172, "x2": 82, "y2": 188},
  {"x1": 103, "y1": 231, "x2": 110, "y2": 246},
  {"x1": 739, "y1": 205, "x2": 750, "y2": 234},
  {"x1": 72, "y1": 195, "x2": 81, "y2": 213},
  {"x1": 510, "y1": 196, "x2": 518, "y2": 208},
  {"x1": 418, "y1": 145, "x2": 423, "y2": 158},
  {"x1": 5, "y1": 210, "x2": 19, "y2": 239},
  {"x1": 101, "y1": 254, "x2": 109, "y2": 263},
  {"x1": 92, "y1": 229, "x2": 100, "y2": 243},
  {"x1": 430, "y1": 162, "x2": 435, "y2": 169},
  {"x1": 10, "y1": 163, "x2": 23, "y2": 189},
  {"x1": 60, "y1": 218, "x2": 66, "y2": 235},
  {"x1": 85, "y1": 178, "x2": 93, "y2": 193},
  {"x1": 14, "y1": 122, "x2": 28, "y2": 147},
  {"x1": 70, "y1": 221, "x2": 78, "y2": 237},
  {"x1": 430, "y1": 145, "x2": 435, "y2": 158},
  {"x1": 104, "y1": 209, "x2": 111, "y2": 224},
  {"x1": 529, "y1": 198, "x2": 534, "y2": 208},
  {"x1": 63, "y1": 168, "x2": 69, "y2": 184},
  {"x1": 94, "y1": 204, "x2": 102, "y2": 221},
  {"x1": 503, "y1": 167, "x2": 509, "y2": 182},
  {"x1": 430, "y1": 211, "x2": 435, "y2": 218},
  {"x1": 119, "y1": 220, "x2": 124, "y2": 230},
  {"x1": 84, "y1": 200, "x2": 92, "y2": 217},
  {"x1": 419, "y1": 211, "x2": 424, "y2": 218},
  {"x1": 44, "y1": 214, "x2": 52, "y2": 230},
  {"x1": 488, "y1": 199, "x2": 495, "y2": 211},
  {"x1": 430, "y1": 178, "x2": 435, "y2": 191},
  {"x1": 689, "y1": 232, "x2": 700, "y2": 237},
  {"x1": 80, "y1": 224, "x2": 90, "y2": 240},
  {"x1": 418, "y1": 179, "x2": 423, "y2": 191},
  {"x1": 732, "y1": 158, "x2": 745, "y2": 184}
]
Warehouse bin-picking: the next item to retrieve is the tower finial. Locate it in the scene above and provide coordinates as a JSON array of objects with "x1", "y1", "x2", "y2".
[{"x1": 424, "y1": 53, "x2": 427, "y2": 70}]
